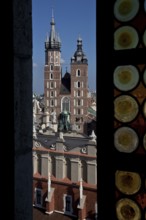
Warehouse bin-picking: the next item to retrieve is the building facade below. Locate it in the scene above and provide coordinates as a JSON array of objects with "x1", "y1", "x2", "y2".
[{"x1": 33, "y1": 132, "x2": 97, "y2": 220}]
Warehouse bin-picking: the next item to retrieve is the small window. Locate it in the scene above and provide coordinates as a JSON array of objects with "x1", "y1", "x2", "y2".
[
  {"x1": 64, "y1": 195, "x2": 72, "y2": 214},
  {"x1": 51, "y1": 156, "x2": 56, "y2": 177},
  {"x1": 50, "y1": 91, "x2": 54, "y2": 97},
  {"x1": 50, "y1": 65, "x2": 53, "y2": 71},
  {"x1": 35, "y1": 188, "x2": 42, "y2": 207},
  {"x1": 77, "y1": 90, "x2": 80, "y2": 97},
  {"x1": 37, "y1": 154, "x2": 41, "y2": 174},
  {"x1": 75, "y1": 117, "x2": 83, "y2": 123},
  {"x1": 65, "y1": 158, "x2": 71, "y2": 179},
  {"x1": 78, "y1": 81, "x2": 80, "y2": 88},
  {"x1": 78, "y1": 99, "x2": 81, "y2": 106},
  {"x1": 81, "y1": 160, "x2": 87, "y2": 182},
  {"x1": 50, "y1": 73, "x2": 53, "y2": 79},
  {"x1": 76, "y1": 117, "x2": 80, "y2": 122},
  {"x1": 66, "y1": 196, "x2": 71, "y2": 211},
  {"x1": 50, "y1": 99, "x2": 54, "y2": 106},
  {"x1": 76, "y1": 69, "x2": 81, "y2": 77},
  {"x1": 50, "y1": 82, "x2": 54, "y2": 88},
  {"x1": 76, "y1": 125, "x2": 81, "y2": 130},
  {"x1": 78, "y1": 109, "x2": 80, "y2": 115}
]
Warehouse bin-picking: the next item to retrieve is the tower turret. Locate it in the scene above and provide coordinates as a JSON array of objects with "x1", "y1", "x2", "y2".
[{"x1": 71, "y1": 37, "x2": 88, "y2": 64}]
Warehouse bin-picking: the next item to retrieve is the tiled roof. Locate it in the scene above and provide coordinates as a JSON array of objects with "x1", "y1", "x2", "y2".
[{"x1": 33, "y1": 134, "x2": 91, "y2": 151}]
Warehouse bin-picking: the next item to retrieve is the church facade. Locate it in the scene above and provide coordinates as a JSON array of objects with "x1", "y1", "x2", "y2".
[{"x1": 44, "y1": 14, "x2": 91, "y2": 134}]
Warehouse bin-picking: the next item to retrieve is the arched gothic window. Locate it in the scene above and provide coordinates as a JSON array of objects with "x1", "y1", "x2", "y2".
[
  {"x1": 50, "y1": 73, "x2": 53, "y2": 79},
  {"x1": 78, "y1": 81, "x2": 80, "y2": 88},
  {"x1": 76, "y1": 69, "x2": 81, "y2": 77},
  {"x1": 61, "y1": 97, "x2": 70, "y2": 112}
]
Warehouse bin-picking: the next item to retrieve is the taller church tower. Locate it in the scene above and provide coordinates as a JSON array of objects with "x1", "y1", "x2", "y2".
[{"x1": 44, "y1": 12, "x2": 62, "y2": 115}]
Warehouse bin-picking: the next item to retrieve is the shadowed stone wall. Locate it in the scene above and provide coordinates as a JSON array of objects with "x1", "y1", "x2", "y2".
[{"x1": 14, "y1": 0, "x2": 33, "y2": 220}]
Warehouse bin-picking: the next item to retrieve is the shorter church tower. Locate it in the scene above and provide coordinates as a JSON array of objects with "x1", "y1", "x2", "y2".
[{"x1": 70, "y1": 37, "x2": 88, "y2": 133}]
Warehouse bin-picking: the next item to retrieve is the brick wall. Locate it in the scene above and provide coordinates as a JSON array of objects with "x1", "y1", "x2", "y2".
[{"x1": 33, "y1": 179, "x2": 97, "y2": 219}]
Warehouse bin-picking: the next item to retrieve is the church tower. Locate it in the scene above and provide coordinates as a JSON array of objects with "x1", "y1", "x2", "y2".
[
  {"x1": 70, "y1": 37, "x2": 88, "y2": 132},
  {"x1": 44, "y1": 11, "x2": 62, "y2": 115}
]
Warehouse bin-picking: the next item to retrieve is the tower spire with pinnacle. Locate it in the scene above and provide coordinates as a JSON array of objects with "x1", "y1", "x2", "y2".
[{"x1": 45, "y1": 8, "x2": 61, "y2": 50}]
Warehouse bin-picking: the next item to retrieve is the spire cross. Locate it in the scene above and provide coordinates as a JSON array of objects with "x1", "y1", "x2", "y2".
[
  {"x1": 52, "y1": 7, "x2": 54, "y2": 18},
  {"x1": 78, "y1": 33, "x2": 82, "y2": 39}
]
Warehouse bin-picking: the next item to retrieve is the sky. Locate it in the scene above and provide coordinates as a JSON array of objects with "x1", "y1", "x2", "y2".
[{"x1": 32, "y1": 0, "x2": 96, "y2": 95}]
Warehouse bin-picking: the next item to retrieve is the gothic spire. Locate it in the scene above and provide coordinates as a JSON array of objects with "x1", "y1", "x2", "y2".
[{"x1": 45, "y1": 10, "x2": 61, "y2": 50}]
